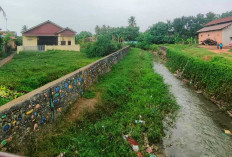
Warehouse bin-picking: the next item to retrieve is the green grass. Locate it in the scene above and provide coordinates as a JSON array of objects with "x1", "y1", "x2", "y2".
[
  {"x1": 229, "y1": 49, "x2": 232, "y2": 52},
  {"x1": 164, "y1": 44, "x2": 232, "y2": 61},
  {"x1": 0, "y1": 50, "x2": 99, "y2": 106},
  {"x1": 82, "y1": 90, "x2": 96, "y2": 99},
  {"x1": 0, "y1": 51, "x2": 14, "y2": 60},
  {"x1": 21, "y1": 48, "x2": 178, "y2": 157}
]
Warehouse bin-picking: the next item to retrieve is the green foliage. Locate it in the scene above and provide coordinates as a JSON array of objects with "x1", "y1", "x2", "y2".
[
  {"x1": 95, "y1": 24, "x2": 139, "y2": 41},
  {"x1": 15, "y1": 36, "x2": 22, "y2": 46},
  {"x1": 128, "y1": 16, "x2": 136, "y2": 27},
  {"x1": 166, "y1": 47, "x2": 232, "y2": 103},
  {"x1": 24, "y1": 48, "x2": 178, "y2": 156},
  {"x1": 75, "y1": 31, "x2": 92, "y2": 44},
  {"x1": 0, "y1": 50, "x2": 99, "y2": 106},
  {"x1": 83, "y1": 90, "x2": 96, "y2": 99},
  {"x1": 138, "y1": 10, "x2": 231, "y2": 45},
  {"x1": 85, "y1": 35, "x2": 122, "y2": 58}
]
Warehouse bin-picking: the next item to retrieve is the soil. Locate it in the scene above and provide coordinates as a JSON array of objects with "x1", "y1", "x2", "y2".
[
  {"x1": 0, "y1": 52, "x2": 16, "y2": 68},
  {"x1": 198, "y1": 45, "x2": 232, "y2": 55},
  {"x1": 67, "y1": 92, "x2": 101, "y2": 121}
]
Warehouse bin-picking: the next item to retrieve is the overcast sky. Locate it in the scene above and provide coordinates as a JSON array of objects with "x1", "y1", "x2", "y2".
[{"x1": 0, "y1": 0, "x2": 231, "y2": 35}]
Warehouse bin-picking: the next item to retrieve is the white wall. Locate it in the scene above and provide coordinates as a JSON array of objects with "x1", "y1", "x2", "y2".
[{"x1": 222, "y1": 24, "x2": 232, "y2": 46}]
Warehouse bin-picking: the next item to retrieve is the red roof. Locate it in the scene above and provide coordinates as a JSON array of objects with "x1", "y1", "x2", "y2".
[
  {"x1": 197, "y1": 23, "x2": 232, "y2": 33},
  {"x1": 57, "y1": 28, "x2": 76, "y2": 36},
  {"x1": 23, "y1": 21, "x2": 76, "y2": 36},
  {"x1": 205, "y1": 16, "x2": 232, "y2": 26}
]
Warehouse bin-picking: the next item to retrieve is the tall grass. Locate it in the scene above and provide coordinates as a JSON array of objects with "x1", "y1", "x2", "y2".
[
  {"x1": 166, "y1": 47, "x2": 232, "y2": 105},
  {"x1": 22, "y1": 48, "x2": 178, "y2": 157}
]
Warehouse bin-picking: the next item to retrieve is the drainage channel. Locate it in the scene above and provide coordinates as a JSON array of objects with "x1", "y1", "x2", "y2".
[{"x1": 154, "y1": 62, "x2": 232, "y2": 157}]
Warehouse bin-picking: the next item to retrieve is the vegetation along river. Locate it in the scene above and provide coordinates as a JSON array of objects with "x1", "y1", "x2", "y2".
[{"x1": 153, "y1": 62, "x2": 232, "y2": 157}]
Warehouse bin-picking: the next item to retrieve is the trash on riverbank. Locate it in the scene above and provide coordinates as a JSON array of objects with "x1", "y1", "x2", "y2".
[{"x1": 224, "y1": 130, "x2": 232, "y2": 135}]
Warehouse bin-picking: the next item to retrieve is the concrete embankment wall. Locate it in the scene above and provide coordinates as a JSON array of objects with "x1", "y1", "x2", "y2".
[{"x1": 0, "y1": 46, "x2": 130, "y2": 147}]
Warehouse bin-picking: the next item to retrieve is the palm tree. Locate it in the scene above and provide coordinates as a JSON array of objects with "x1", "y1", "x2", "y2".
[{"x1": 128, "y1": 16, "x2": 136, "y2": 27}]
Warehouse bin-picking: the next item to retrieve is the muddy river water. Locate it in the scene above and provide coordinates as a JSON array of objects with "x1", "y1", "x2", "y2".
[{"x1": 154, "y1": 62, "x2": 232, "y2": 157}]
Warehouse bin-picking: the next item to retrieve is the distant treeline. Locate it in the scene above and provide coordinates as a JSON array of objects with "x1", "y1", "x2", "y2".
[
  {"x1": 75, "y1": 10, "x2": 232, "y2": 50},
  {"x1": 138, "y1": 11, "x2": 232, "y2": 46}
]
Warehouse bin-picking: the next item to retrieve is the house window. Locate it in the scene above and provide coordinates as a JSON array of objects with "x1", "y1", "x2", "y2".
[
  {"x1": 61, "y1": 41, "x2": 66, "y2": 45},
  {"x1": 68, "y1": 41, "x2": 71, "y2": 45}
]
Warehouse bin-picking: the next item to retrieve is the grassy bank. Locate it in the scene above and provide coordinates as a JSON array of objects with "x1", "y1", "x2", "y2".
[
  {"x1": 21, "y1": 48, "x2": 177, "y2": 157},
  {"x1": 164, "y1": 46, "x2": 232, "y2": 107},
  {"x1": 0, "y1": 50, "x2": 99, "y2": 106},
  {"x1": 164, "y1": 44, "x2": 232, "y2": 61}
]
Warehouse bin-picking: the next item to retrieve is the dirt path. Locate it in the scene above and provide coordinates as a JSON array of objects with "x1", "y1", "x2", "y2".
[
  {"x1": 199, "y1": 45, "x2": 232, "y2": 55},
  {"x1": 0, "y1": 52, "x2": 16, "y2": 68}
]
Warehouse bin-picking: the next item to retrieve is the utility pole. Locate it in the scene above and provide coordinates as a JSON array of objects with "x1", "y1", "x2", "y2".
[{"x1": 5, "y1": 18, "x2": 7, "y2": 31}]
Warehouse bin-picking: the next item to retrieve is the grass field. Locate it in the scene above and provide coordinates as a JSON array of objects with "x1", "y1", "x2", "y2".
[
  {"x1": 21, "y1": 48, "x2": 178, "y2": 156},
  {"x1": 0, "y1": 50, "x2": 99, "y2": 106},
  {"x1": 164, "y1": 44, "x2": 232, "y2": 61}
]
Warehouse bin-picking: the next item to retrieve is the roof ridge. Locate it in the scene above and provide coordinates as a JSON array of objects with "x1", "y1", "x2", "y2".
[
  {"x1": 22, "y1": 20, "x2": 64, "y2": 34},
  {"x1": 205, "y1": 16, "x2": 232, "y2": 26}
]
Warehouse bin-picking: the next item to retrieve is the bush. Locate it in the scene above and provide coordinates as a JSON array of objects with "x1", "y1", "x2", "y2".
[
  {"x1": 166, "y1": 48, "x2": 232, "y2": 104},
  {"x1": 85, "y1": 35, "x2": 122, "y2": 58}
]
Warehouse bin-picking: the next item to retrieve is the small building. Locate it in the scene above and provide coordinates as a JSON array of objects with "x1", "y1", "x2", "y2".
[
  {"x1": 0, "y1": 31, "x2": 17, "y2": 49},
  {"x1": 197, "y1": 16, "x2": 232, "y2": 46},
  {"x1": 18, "y1": 20, "x2": 80, "y2": 53}
]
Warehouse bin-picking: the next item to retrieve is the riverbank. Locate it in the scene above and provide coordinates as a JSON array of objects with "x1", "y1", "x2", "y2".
[
  {"x1": 154, "y1": 61, "x2": 232, "y2": 157},
  {"x1": 11, "y1": 48, "x2": 178, "y2": 156},
  {"x1": 155, "y1": 45, "x2": 232, "y2": 117}
]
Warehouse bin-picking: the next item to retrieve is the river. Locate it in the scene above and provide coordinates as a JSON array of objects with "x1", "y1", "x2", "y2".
[{"x1": 154, "y1": 62, "x2": 232, "y2": 157}]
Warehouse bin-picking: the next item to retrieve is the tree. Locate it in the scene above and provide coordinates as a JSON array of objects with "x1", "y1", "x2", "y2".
[
  {"x1": 75, "y1": 31, "x2": 92, "y2": 44},
  {"x1": 128, "y1": 16, "x2": 136, "y2": 27},
  {"x1": 220, "y1": 11, "x2": 232, "y2": 18},
  {"x1": 2, "y1": 33, "x2": 12, "y2": 54},
  {"x1": 21, "y1": 25, "x2": 28, "y2": 34}
]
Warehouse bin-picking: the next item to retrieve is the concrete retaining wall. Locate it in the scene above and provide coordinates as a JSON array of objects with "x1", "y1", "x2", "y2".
[{"x1": 0, "y1": 46, "x2": 130, "y2": 148}]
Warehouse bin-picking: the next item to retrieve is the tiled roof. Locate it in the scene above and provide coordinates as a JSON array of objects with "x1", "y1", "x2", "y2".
[
  {"x1": 205, "y1": 16, "x2": 232, "y2": 26},
  {"x1": 197, "y1": 22, "x2": 232, "y2": 33},
  {"x1": 23, "y1": 21, "x2": 76, "y2": 36}
]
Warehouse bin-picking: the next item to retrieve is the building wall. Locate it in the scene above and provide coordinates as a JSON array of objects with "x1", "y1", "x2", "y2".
[
  {"x1": 45, "y1": 45, "x2": 80, "y2": 51},
  {"x1": 198, "y1": 30, "x2": 222, "y2": 44},
  {"x1": 0, "y1": 46, "x2": 130, "y2": 149},
  {"x1": 58, "y1": 35, "x2": 75, "y2": 46},
  {"x1": 22, "y1": 36, "x2": 38, "y2": 46},
  {"x1": 222, "y1": 24, "x2": 232, "y2": 46}
]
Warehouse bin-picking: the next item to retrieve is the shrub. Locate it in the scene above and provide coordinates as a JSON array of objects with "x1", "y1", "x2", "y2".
[
  {"x1": 85, "y1": 35, "x2": 122, "y2": 58},
  {"x1": 166, "y1": 48, "x2": 232, "y2": 104}
]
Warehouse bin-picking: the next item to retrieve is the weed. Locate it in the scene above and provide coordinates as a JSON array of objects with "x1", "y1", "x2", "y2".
[{"x1": 22, "y1": 48, "x2": 178, "y2": 157}]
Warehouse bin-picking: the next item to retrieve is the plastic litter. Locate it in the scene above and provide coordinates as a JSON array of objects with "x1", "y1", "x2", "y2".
[
  {"x1": 137, "y1": 152, "x2": 143, "y2": 157},
  {"x1": 224, "y1": 130, "x2": 232, "y2": 135},
  {"x1": 146, "y1": 147, "x2": 153, "y2": 153},
  {"x1": 135, "y1": 120, "x2": 145, "y2": 124},
  {"x1": 57, "y1": 152, "x2": 65, "y2": 157},
  {"x1": 132, "y1": 145, "x2": 139, "y2": 152}
]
